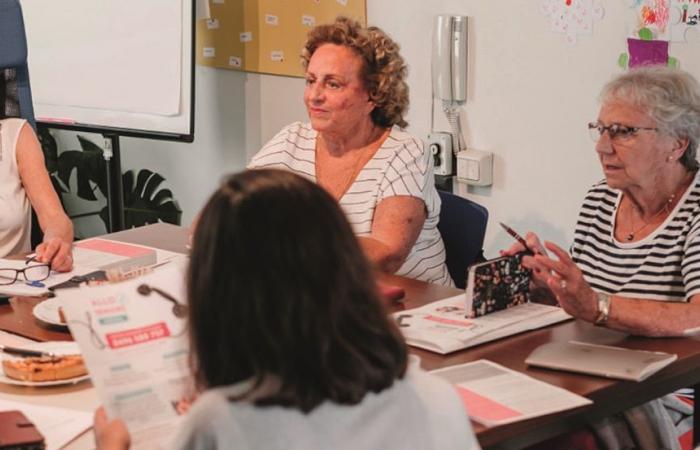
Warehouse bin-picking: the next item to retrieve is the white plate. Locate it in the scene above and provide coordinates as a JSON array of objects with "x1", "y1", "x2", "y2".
[
  {"x1": 33, "y1": 297, "x2": 67, "y2": 328},
  {"x1": 0, "y1": 341, "x2": 90, "y2": 386}
]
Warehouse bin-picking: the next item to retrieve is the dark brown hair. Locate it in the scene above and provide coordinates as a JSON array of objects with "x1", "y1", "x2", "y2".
[
  {"x1": 187, "y1": 169, "x2": 407, "y2": 412},
  {"x1": 302, "y1": 16, "x2": 409, "y2": 129}
]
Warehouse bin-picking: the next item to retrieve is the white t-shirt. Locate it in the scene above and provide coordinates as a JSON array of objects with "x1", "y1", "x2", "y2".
[
  {"x1": 249, "y1": 122, "x2": 453, "y2": 286},
  {"x1": 0, "y1": 118, "x2": 31, "y2": 257},
  {"x1": 172, "y1": 362, "x2": 480, "y2": 450}
]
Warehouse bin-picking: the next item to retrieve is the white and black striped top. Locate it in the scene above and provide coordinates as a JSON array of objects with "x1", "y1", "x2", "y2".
[
  {"x1": 249, "y1": 122, "x2": 453, "y2": 286},
  {"x1": 571, "y1": 172, "x2": 700, "y2": 301}
]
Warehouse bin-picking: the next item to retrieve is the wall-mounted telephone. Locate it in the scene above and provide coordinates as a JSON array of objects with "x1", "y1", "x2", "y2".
[
  {"x1": 432, "y1": 15, "x2": 467, "y2": 103},
  {"x1": 430, "y1": 15, "x2": 468, "y2": 177}
]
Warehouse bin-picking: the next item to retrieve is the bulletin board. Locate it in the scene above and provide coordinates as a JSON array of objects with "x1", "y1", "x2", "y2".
[{"x1": 196, "y1": 0, "x2": 366, "y2": 77}]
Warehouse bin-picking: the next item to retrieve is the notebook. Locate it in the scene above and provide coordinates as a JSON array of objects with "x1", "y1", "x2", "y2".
[
  {"x1": 465, "y1": 253, "x2": 531, "y2": 318},
  {"x1": 525, "y1": 340, "x2": 677, "y2": 381}
]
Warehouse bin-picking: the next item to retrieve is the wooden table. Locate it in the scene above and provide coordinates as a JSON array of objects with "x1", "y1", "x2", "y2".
[{"x1": 2, "y1": 223, "x2": 699, "y2": 449}]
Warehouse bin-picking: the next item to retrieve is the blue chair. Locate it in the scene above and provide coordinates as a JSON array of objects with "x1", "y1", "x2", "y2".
[
  {"x1": 0, "y1": 0, "x2": 36, "y2": 129},
  {"x1": 437, "y1": 190, "x2": 489, "y2": 289},
  {"x1": 0, "y1": 0, "x2": 42, "y2": 248}
]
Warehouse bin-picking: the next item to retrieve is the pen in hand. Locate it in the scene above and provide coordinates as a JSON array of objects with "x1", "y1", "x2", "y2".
[{"x1": 499, "y1": 222, "x2": 539, "y2": 255}]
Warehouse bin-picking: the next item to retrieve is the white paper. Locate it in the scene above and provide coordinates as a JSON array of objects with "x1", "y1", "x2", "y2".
[
  {"x1": 0, "y1": 243, "x2": 182, "y2": 297},
  {"x1": 394, "y1": 294, "x2": 572, "y2": 354},
  {"x1": 23, "y1": 0, "x2": 181, "y2": 116},
  {"x1": 0, "y1": 258, "x2": 89, "y2": 297},
  {"x1": 431, "y1": 360, "x2": 592, "y2": 426},
  {"x1": 0, "y1": 398, "x2": 92, "y2": 450},
  {"x1": 60, "y1": 262, "x2": 191, "y2": 450}
]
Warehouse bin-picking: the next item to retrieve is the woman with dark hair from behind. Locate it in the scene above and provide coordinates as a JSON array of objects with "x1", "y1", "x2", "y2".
[{"x1": 94, "y1": 169, "x2": 479, "y2": 450}]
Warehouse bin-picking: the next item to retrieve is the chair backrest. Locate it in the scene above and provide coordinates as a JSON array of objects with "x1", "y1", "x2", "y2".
[
  {"x1": 437, "y1": 190, "x2": 489, "y2": 289},
  {"x1": 0, "y1": 0, "x2": 42, "y2": 248},
  {"x1": 0, "y1": 0, "x2": 36, "y2": 129}
]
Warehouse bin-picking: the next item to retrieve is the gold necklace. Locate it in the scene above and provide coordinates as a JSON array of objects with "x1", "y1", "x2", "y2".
[
  {"x1": 624, "y1": 196, "x2": 674, "y2": 241},
  {"x1": 316, "y1": 129, "x2": 388, "y2": 199},
  {"x1": 623, "y1": 175, "x2": 691, "y2": 241}
]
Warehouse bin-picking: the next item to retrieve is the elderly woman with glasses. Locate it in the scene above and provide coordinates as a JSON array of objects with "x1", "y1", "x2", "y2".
[
  {"x1": 503, "y1": 66, "x2": 700, "y2": 448},
  {"x1": 506, "y1": 66, "x2": 700, "y2": 337}
]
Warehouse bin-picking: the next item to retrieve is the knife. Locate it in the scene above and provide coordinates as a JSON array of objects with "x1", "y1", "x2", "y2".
[{"x1": 0, "y1": 345, "x2": 56, "y2": 358}]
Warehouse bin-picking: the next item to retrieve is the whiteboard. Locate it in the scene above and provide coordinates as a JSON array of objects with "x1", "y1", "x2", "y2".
[{"x1": 21, "y1": 0, "x2": 194, "y2": 141}]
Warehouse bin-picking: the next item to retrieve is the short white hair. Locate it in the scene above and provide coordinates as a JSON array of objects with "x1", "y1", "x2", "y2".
[{"x1": 601, "y1": 66, "x2": 700, "y2": 171}]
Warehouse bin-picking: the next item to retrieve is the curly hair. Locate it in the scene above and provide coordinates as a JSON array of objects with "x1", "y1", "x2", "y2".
[
  {"x1": 302, "y1": 16, "x2": 409, "y2": 128},
  {"x1": 601, "y1": 66, "x2": 700, "y2": 171}
]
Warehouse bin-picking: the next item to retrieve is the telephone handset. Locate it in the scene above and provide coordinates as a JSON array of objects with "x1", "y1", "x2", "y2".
[{"x1": 432, "y1": 15, "x2": 467, "y2": 103}]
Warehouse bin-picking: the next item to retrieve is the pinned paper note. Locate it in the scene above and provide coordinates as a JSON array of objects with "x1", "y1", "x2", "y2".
[
  {"x1": 228, "y1": 56, "x2": 242, "y2": 68},
  {"x1": 206, "y1": 19, "x2": 219, "y2": 30},
  {"x1": 265, "y1": 14, "x2": 279, "y2": 26},
  {"x1": 270, "y1": 51, "x2": 284, "y2": 62},
  {"x1": 202, "y1": 47, "x2": 215, "y2": 58},
  {"x1": 240, "y1": 31, "x2": 253, "y2": 42},
  {"x1": 302, "y1": 14, "x2": 316, "y2": 27},
  {"x1": 540, "y1": 0, "x2": 605, "y2": 45}
]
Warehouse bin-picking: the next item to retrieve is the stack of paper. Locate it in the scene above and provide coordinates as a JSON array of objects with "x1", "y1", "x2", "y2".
[{"x1": 431, "y1": 360, "x2": 592, "y2": 426}]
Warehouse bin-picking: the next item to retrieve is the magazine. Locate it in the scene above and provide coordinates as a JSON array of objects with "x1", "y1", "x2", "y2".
[
  {"x1": 465, "y1": 253, "x2": 531, "y2": 318},
  {"x1": 59, "y1": 261, "x2": 191, "y2": 450},
  {"x1": 394, "y1": 294, "x2": 571, "y2": 354}
]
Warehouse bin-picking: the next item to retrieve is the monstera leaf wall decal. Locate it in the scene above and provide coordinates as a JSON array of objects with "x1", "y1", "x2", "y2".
[
  {"x1": 100, "y1": 169, "x2": 182, "y2": 228},
  {"x1": 39, "y1": 131, "x2": 182, "y2": 233}
]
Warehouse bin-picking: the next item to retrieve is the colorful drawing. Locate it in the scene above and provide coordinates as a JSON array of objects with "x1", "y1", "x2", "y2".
[
  {"x1": 669, "y1": 0, "x2": 700, "y2": 42},
  {"x1": 619, "y1": 0, "x2": 681, "y2": 69},
  {"x1": 540, "y1": 0, "x2": 605, "y2": 45}
]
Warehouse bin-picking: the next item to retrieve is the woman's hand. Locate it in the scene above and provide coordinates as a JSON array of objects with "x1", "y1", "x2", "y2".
[
  {"x1": 94, "y1": 407, "x2": 130, "y2": 450},
  {"x1": 533, "y1": 241, "x2": 599, "y2": 322},
  {"x1": 500, "y1": 232, "x2": 553, "y2": 300},
  {"x1": 35, "y1": 236, "x2": 73, "y2": 272}
]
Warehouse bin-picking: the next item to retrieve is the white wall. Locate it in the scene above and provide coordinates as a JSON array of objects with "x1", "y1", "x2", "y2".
[
  {"x1": 62, "y1": 0, "x2": 700, "y2": 254},
  {"x1": 368, "y1": 0, "x2": 700, "y2": 256}
]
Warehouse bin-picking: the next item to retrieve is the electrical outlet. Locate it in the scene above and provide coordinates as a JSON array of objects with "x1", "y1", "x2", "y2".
[
  {"x1": 427, "y1": 132, "x2": 453, "y2": 176},
  {"x1": 456, "y1": 149, "x2": 493, "y2": 186}
]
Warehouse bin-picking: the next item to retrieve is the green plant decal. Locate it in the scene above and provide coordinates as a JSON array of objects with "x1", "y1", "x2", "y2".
[
  {"x1": 38, "y1": 131, "x2": 182, "y2": 231},
  {"x1": 56, "y1": 136, "x2": 107, "y2": 201},
  {"x1": 99, "y1": 169, "x2": 181, "y2": 228}
]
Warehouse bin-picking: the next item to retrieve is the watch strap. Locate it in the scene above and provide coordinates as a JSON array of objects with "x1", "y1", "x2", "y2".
[{"x1": 595, "y1": 292, "x2": 611, "y2": 326}]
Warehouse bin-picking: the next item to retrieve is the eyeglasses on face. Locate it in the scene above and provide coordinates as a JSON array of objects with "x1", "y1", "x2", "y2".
[
  {"x1": 587, "y1": 121, "x2": 658, "y2": 142},
  {"x1": 0, "y1": 264, "x2": 51, "y2": 286}
]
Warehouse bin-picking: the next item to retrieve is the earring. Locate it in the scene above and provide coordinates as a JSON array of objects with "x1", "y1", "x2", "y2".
[{"x1": 667, "y1": 155, "x2": 675, "y2": 162}]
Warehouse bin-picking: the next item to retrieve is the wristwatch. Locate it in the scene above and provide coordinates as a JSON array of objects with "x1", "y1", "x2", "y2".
[{"x1": 594, "y1": 292, "x2": 611, "y2": 326}]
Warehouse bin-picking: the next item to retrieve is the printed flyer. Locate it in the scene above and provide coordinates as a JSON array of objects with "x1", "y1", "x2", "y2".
[{"x1": 60, "y1": 261, "x2": 191, "y2": 450}]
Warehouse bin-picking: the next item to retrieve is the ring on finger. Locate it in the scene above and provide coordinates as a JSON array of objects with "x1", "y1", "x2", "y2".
[{"x1": 559, "y1": 279, "x2": 567, "y2": 290}]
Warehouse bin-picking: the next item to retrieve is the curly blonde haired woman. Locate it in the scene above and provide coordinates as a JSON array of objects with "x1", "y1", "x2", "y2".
[{"x1": 249, "y1": 17, "x2": 452, "y2": 286}]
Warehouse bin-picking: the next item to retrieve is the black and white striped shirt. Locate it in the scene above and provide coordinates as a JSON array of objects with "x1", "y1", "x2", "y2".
[
  {"x1": 249, "y1": 122, "x2": 453, "y2": 286},
  {"x1": 571, "y1": 172, "x2": 700, "y2": 301}
]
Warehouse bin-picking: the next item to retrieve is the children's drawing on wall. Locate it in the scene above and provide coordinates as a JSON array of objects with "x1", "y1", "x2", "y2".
[
  {"x1": 618, "y1": 0, "x2": 681, "y2": 69},
  {"x1": 539, "y1": 0, "x2": 605, "y2": 45},
  {"x1": 669, "y1": 0, "x2": 700, "y2": 42}
]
